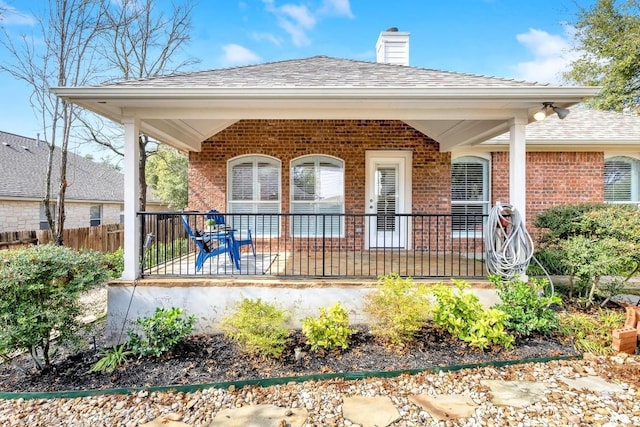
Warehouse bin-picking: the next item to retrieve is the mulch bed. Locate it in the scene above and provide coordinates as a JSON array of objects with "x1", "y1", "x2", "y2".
[{"x1": 0, "y1": 322, "x2": 579, "y2": 393}]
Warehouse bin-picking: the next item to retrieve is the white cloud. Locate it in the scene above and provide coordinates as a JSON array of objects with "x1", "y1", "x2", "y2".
[
  {"x1": 319, "y1": 0, "x2": 354, "y2": 18},
  {"x1": 0, "y1": 1, "x2": 36, "y2": 26},
  {"x1": 261, "y1": 0, "x2": 353, "y2": 47},
  {"x1": 513, "y1": 27, "x2": 578, "y2": 84},
  {"x1": 251, "y1": 32, "x2": 282, "y2": 47},
  {"x1": 280, "y1": 4, "x2": 316, "y2": 29},
  {"x1": 222, "y1": 44, "x2": 261, "y2": 66}
]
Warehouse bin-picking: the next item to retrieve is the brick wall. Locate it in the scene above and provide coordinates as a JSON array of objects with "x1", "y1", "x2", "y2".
[
  {"x1": 491, "y1": 151, "x2": 604, "y2": 228},
  {"x1": 188, "y1": 121, "x2": 607, "y2": 252},
  {"x1": 188, "y1": 120, "x2": 450, "y2": 215}
]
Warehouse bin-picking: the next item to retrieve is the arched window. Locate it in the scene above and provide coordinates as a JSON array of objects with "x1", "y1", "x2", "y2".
[
  {"x1": 228, "y1": 155, "x2": 280, "y2": 236},
  {"x1": 451, "y1": 156, "x2": 489, "y2": 235},
  {"x1": 604, "y1": 156, "x2": 639, "y2": 203},
  {"x1": 290, "y1": 155, "x2": 344, "y2": 237}
]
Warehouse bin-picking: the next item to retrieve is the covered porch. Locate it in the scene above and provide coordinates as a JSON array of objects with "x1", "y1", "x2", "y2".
[
  {"x1": 52, "y1": 56, "x2": 600, "y2": 283},
  {"x1": 141, "y1": 211, "x2": 487, "y2": 279}
]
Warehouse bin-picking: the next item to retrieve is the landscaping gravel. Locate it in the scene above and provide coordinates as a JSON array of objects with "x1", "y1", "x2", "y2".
[{"x1": 1, "y1": 354, "x2": 640, "y2": 426}]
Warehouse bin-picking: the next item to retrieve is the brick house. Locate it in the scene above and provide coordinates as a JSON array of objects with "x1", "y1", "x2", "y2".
[
  {"x1": 54, "y1": 29, "x2": 603, "y2": 282},
  {"x1": 53, "y1": 29, "x2": 620, "y2": 336},
  {"x1": 0, "y1": 130, "x2": 166, "y2": 233}
]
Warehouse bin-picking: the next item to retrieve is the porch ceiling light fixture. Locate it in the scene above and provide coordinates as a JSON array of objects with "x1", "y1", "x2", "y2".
[{"x1": 534, "y1": 102, "x2": 570, "y2": 121}]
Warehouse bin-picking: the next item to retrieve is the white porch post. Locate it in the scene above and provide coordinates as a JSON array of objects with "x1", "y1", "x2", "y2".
[
  {"x1": 509, "y1": 115, "x2": 527, "y2": 222},
  {"x1": 122, "y1": 117, "x2": 141, "y2": 280}
]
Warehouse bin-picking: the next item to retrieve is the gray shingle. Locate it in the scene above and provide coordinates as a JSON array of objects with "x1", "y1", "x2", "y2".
[
  {"x1": 488, "y1": 108, "x2": 640, "y2": 142},
  {"x1": 0, "y1": 131, "x2": 145, "y2": 202},
  {"x1": 101, "y1": 56, "x2": 549, "y2": 89}
]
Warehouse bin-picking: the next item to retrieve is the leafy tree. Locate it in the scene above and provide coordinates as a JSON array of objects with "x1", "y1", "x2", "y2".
[
  {"x1": 146, "y1": 146, "x2": 188, "y2": 209},
  {"x1": 564, "y1": 0, "x2": 640, "y2": 112}
]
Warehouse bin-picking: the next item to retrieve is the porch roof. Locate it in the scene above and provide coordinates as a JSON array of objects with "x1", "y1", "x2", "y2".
[{"x1": 53, "y1": 56, "x2": 600, "y2": 153}]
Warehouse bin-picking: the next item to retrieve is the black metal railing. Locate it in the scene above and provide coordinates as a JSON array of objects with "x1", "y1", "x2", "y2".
[{"x1": 139, "y1": 211, "x2": 488, "y2": 279}]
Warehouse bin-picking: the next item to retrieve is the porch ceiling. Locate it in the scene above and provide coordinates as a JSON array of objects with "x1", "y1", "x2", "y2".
[{"x1": 53, "y1": 86, "x2": 601, "y2": 152}]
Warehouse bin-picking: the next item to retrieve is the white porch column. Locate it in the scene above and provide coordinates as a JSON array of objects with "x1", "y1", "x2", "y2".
[
  {"x1": 509, "y1": 115, "x2": 528, "y2": 222},
  {"x1": 122, "y1": 117, "x2": 141, "y2": 280}
]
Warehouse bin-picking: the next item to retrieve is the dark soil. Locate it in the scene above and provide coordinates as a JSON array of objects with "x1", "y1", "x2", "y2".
[{"x1": 0, "y1": 321, "x2": 579, "y2": 393}]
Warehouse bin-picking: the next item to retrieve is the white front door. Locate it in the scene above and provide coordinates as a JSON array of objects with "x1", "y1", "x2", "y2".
[{"x1": 365, "y1": 151, "x2": 412, "y2": 249}]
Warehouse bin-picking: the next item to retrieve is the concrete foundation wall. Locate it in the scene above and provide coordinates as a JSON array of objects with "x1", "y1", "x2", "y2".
[{"x1": 105, "y1": 282, "x2": 499, "y2": 342}]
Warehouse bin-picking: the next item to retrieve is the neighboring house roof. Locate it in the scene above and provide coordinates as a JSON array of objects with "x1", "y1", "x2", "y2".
[
  {"x1": 0, "y1": 130, "x2": 163, "y2": 204},
  {"x1": 102, "y1": 56, "x2": 547, "y2": 89},
  {"x1": 483, "y1": 108, "x2": 640, "y2": 149},
  {"x1": 53, "y1": 56, "x2": 600, "y2": 153}
]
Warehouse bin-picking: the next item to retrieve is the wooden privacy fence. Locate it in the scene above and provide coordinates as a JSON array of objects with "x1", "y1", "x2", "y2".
[
  {"x1": 37, "y1": 223, "x2": 125, "y2": 252},
  {"x1": 0, "y1": 230, "x2": 38, "y2": 250},
  {"x1": 1, "y1": 218, "x2": 184, "y2": 254},
  {"x1": 0, "y1": 224, "x2": 125, "y2": 253}
]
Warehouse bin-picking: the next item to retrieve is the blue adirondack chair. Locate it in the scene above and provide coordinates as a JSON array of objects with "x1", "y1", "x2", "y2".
[
  {"x1": 180, "y1": 215, "x2": 235, "y2": 271},
  {"x1": 206, "y1": 210, "x2": 256, "y2": 264}
]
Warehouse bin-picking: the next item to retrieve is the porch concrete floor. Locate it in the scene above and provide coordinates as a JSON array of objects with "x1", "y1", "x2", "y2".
[{"x1": 143, "y1": 249, "x2": 487, "y2": 278}]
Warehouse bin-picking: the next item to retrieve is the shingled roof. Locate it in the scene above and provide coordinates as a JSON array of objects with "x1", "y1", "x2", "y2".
[
  {"x1": 101, "y1": 56, "x2": 548, "y2": 89},
  {"x1": 486, "y1": 108, "x2": 640, "y2": 144},
  {"x1": 0, "y1": 131, "x2": 161, "y2": 203}
]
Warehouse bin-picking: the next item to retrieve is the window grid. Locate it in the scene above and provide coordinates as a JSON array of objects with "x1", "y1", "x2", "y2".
[
  {"x1": 451, "y1": 157, "x2": 489, "y2": 235},
  {"x1": 291, "y1": 156, "x2": 345, "y2": 237}
]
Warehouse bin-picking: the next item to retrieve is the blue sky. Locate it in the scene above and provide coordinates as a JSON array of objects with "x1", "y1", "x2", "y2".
[{"x1": 0, "y1": 0, "x2": 592, "y2": 145}]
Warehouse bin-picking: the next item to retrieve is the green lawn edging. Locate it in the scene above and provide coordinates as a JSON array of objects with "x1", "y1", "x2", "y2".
[{"x1": 0, "y1": 354, "x2": 582, "y2": 401}]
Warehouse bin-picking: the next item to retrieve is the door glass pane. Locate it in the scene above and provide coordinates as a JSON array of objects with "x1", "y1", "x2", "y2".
[{"x1": 376, "y1": 166, "x2": 397, "y2": 231}]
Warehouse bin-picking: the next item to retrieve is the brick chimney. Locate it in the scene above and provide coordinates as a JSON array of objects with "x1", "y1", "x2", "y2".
[{"x1": 376, "y1": 27, "x2": 410, "y2": 66}]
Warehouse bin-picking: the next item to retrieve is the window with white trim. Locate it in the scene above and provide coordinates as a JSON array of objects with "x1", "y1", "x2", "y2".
[
  {"x1": 291, "y1": 155, "x2": 344, "y2": 237},
  {"x1": 228, "y1": 155, "x2": 281, "y2": 236},
  {"x1": 451, "y1": 156, "x2": 489, "y2": 235},
  {"x1": 90, "y1": 205, "x2": 102, "y2": 226},
  {"x1": 604, "y1": 156, "x2": 639, "y2": 204},
  {"x1": 39, "y1": 202, "x2": 56, "y2": 230}
]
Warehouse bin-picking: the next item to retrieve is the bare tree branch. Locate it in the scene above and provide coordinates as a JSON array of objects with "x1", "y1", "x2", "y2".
[{"x1": 0, "y1": 0, "x2": 106, "y2": 244}]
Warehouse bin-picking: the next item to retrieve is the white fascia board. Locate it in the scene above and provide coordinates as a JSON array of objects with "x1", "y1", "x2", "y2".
[{"x1": 52, "y1": 86, "x2": 602, "y2": 101}]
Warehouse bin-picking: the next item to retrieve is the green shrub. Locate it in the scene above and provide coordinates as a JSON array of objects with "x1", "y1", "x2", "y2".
[
  {"x1": 0, "y1": 244, "x2": 109, "y2": 370},
  {"x1": 127, "y1": 307, "x2": 195, "y2": 357},
  {"x1": 430, "y1": 281, "x2": 514, "y2": 350},
  {"x1": 90, "y1": 343, "x2": 133, "y2": 373},
  {"x1": 221, "y1": 297, "x2": 291, "y2": 359},
  {"x1": 363, "y1": 273, "x2": 432, "y2": 348},
  {"x1": 491, "y1": 275, "x2": 562, "y2": 336},
  {"x1": 558, "y1": 308, "x2": 625, "y2": 354},
  {"x1": 534, "y1": 203, "x2": 640, "y2": 304},
  {"x1": 103, "y1": 247, "x2": 124, "y2": 279},
  {"x1": 302, "y1": 303, "x2": 356, "y2": 352},
  {"x1": 533, "y1": 202, "x2": 609, "y2": 243}
]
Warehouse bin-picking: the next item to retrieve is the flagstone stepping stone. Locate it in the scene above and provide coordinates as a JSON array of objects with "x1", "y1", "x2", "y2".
[
  {"x1": 480, "y1": 380, "x2": 547, "y2": 408},
  {"x1": 208, "y1": 404, "x2": 307, "y2": 427},
  {"x1": 140, "y1": 412, "x2": 191, "y2": 427},
  {"x1": 559, "y1": 375, "x2": 625, "y2": 394},
  {"x1": 342, "y1": 396, "x2": 400, "y2": 427},
  {"x1": 409, "y1": 394, "x2": 477, "y2": 421}
]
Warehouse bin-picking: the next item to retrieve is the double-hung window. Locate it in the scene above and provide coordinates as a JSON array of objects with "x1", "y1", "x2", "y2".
[
  {"x1": 39, "y1": 202, "x2": 56, "y2": 230},
  {"x1": 228, "y1": 155, "x2": 281, "y2": 237},
  {"x1": 90, "y1": 205, "x2": 102, "y2": 226},
  {"x1": 451, "y1": 156, "x2": 489, "y2": 236},
  {"x1": 604, "y1": 156, "x2": 639, "y2": 205},
  {"x1": 291, "y1": 155, "x2": 344, "y2": 237}
]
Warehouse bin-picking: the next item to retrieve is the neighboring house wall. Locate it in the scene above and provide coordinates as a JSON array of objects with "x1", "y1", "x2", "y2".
[
  {"x1": 188, "y1": 119, "x2": 451, "y2": 215},
  {"x1": 0, "y1": 200, "x2": 123, "y2": 232}
]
